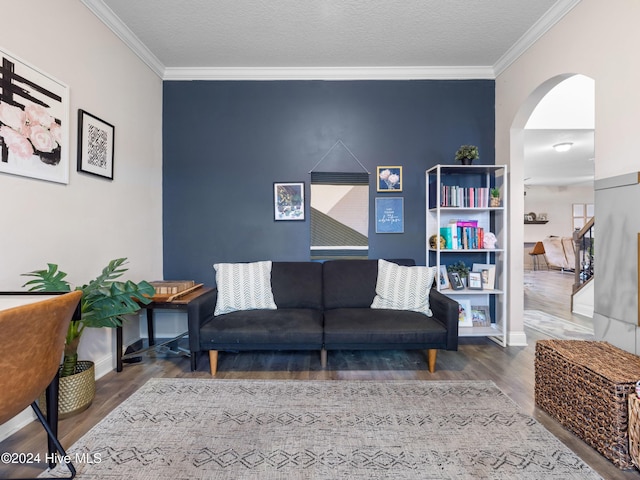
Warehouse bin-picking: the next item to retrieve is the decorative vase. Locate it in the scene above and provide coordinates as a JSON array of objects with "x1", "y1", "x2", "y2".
[
  {"x1": 39, "y1": 360, "x2": 96, "y2": 419},
  {"x1": 490, "y1": 197, "x2": 501, "y2": 207},
  {"x1": 461, "y1": 158, "x2": 473, "y2": 165}
]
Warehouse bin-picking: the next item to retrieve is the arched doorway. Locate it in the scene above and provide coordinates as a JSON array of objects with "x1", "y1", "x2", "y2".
[{"x1": 510, "y1": 74, "x2": 595, "y2": 343}]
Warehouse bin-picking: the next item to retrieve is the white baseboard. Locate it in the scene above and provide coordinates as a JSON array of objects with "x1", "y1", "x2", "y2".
[
  {"x1": 0, "y1": 408, "x2": 35, "y2": 442},
  {"x1": 508, "y1": 330, "x2": 528, "y2": 346}
]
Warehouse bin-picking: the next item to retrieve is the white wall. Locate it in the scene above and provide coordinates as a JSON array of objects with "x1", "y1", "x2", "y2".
[
  {"x1": 496, "y1": 0, "x2": 640, "y2": 350},
  {"x1": 523, "y1": 185, "x2": 593, "y2": 242},
  {"x1": 0, "y1": 0, "x2": 163, "y2": 372}
]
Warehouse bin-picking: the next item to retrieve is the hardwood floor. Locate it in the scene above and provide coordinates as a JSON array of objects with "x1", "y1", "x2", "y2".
[
  {"x1": 1, "y1": 270, "x2": 636, "y2": 479},
  {"x1": 524, "y1": 265, "x2": 594, "y2": 328}
]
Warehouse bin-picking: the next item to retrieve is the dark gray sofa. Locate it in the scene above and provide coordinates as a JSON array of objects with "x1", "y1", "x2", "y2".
[{"x1": 187, "y1": 259, "x2": 459, "y2": 375}]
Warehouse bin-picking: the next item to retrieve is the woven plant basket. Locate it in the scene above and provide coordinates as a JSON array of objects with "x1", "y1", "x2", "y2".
[{"x1": 39, "y1": 360, "x2": 96, "y2": 419}]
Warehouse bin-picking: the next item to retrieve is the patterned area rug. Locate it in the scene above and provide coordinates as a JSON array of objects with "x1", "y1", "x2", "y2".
[
  {"x1": 44, "y1": 379, "x2": 602, "y2": 479},
  {"x1": 524, "y1": 310, "x2": 595, "y2": 340}
]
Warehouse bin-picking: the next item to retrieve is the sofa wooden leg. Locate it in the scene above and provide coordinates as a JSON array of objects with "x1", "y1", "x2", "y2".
[
  {"x1": 321, "y1": 349, "x2": 327, "y2": 368},
  {"x1": 209, "y1": 350, "x2": 218, "y2": 376},
  {"x1": 427, "y1": 349, "x2": 437, "y2": 373}
]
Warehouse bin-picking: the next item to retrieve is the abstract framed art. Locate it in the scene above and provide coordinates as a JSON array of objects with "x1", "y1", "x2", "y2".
[
  {"x1": 0, "y1": 48, "x2": 70, "y2": 184},
  {"x1": 77, "y1": 109, "x2": 115, "y2": 180},
  {"x1": 274, "y1": 182, "x2": 305, "y2": 221}
]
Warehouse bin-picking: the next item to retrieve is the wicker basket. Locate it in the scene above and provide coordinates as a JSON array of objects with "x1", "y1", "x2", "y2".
[
  {"x1": 629, "y1": 393, "x2": 640, "y2": 469},
  {"x1": 39, "y1": 360, "x2": 96, "y2": 419},
  {"x1": 535, "y1": 340, "x2": 640, "y2": 470}
]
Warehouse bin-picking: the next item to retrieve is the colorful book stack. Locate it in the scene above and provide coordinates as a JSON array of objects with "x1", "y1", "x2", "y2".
[
  {"x1": 439, "y1": 220, "x2": 484, "y2": 249},
  {"x1": 440, "y1": 185, "x2": 489, "y2": 208}
]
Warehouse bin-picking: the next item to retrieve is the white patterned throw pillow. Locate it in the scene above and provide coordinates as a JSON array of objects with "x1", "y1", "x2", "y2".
[
  {"x1": 370, "y1": 259, "x2": 437, "y2": 316},
  {"x1": 213, "y1": 261, "x2": 277, "y2": 316}
]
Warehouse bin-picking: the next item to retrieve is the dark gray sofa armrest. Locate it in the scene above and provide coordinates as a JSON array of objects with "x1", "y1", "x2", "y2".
[
  {"x1": 187, "y1": 288, "x2": 218, "y2": 355},
  {"x1": 429, "y1": 289, "x2": 459, "y2": 350}
]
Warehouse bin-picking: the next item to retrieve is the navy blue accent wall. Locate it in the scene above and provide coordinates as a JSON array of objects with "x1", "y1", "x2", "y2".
[{"x1": 163, "y1": 80, "x2": 494, "y2": 284}]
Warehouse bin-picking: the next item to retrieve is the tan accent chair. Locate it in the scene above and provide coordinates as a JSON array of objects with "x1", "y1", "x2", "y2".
[{"x1": 0, "y1": 290, "x2": 82, "y2": 479}]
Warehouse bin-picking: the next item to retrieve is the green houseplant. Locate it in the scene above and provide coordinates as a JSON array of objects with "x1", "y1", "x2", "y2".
[
  {"x1": 22, "y1": 258, "x2": 154, "y2": 378},
  {"x1": 490, "y1": 187, "x2": 501, "y2": 207},
  {"x1": 447, "y1": 261, "x2": 470, "y2": 282},
  {"x1": 454, "y1": 145, "x2": 479, "y2": 165}
]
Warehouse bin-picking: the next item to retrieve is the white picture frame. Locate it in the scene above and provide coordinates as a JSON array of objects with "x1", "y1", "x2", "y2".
[
  {"x1": 458, "y1": 299, "x2": 473, "y2": 327},
  {"x1": 439, "y1": 265, "x2": 450, "y2": 289},
  {"x1": 472, "y1": 263, "x2": 496, "y2": 290},
  {"x1": 0, "y1": 48, "x2": 70, "y2": 184}
]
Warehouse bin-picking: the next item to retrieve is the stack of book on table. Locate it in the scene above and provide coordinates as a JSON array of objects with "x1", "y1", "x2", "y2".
[{"x1": 149, "y1": 280, "x2": 201, "y2": 300}]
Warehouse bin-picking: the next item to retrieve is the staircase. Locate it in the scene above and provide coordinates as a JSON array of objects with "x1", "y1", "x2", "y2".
[{"x1": 571, "y1": 217, "x2": 594, "y2": 316}]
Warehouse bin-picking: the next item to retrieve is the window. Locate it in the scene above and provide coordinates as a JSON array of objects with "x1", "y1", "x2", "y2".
[{"x1": 573, "y1": 203, "x2": 594, "y2": 231}]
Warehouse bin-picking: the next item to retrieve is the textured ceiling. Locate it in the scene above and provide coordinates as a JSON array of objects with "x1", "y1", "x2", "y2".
[{"x1": 88, "y1": 0, "x2": 571, "y2": 76}]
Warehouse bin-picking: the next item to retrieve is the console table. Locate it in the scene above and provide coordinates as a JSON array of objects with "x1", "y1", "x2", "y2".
[{"x1": 116, "y1": 286, "x2": 214, "y2": 371}]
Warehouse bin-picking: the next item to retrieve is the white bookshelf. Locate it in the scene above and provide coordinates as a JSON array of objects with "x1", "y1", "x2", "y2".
[{"x1": 426, "y1": 164, "x2": 508, "y2": 346}]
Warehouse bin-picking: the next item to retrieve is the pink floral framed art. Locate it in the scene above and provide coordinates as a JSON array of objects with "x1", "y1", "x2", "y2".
[
  {"x1": 377, "y1": 166, "x2": 402, "y2": 192},
  {"x1": 0, "y1": 48, "x2": 70, "y2": 184}
]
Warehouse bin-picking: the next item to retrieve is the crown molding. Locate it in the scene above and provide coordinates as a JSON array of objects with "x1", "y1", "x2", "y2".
[
  {"x1": 493, "y1": 0, "x2": 582, "y2": 76},
  {"x1": 81, "y1": 0, "x2": 165, "y2": 78},
  {"x1": 84, "y1": 0, "x2": 580, "y2": 82},
  {"x1": 162, "y1": 66, "x2": 495, "y2": 81}
]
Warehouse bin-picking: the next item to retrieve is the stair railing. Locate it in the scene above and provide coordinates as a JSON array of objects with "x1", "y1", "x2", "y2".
[{"x1": 573, "y1": 216, "x2": 594, "y2": 293}]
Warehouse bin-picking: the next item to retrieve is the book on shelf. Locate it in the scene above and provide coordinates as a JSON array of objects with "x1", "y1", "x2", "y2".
[
  {"x1": 149, "y1": 280, "x2": 195, "y2": 295},
  {"x1": 440, "y1": 185, "x2": 489, "y2": 208},
  {"x1": 439, "y1": 224, "x2": 459, "y2": 250},
  {"x1": 439, "y1": 220, "x2": 483, "y2": 250}
]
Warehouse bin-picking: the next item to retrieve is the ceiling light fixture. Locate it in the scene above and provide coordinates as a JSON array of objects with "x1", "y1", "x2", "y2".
[{"x1": 553, "y1": 142, "x2": 573, "y2": 152}]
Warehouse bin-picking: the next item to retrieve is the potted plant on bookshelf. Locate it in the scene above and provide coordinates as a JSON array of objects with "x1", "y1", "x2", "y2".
[
  {"x1": 454, "y1": 145, "x2": 479, "y2": 165},
  {"x1": 490, "y1": 187, "x2": 501, "y2": 207},
  {"x1": 22, "y1": 258, "x2": 154, "y2": 418}
]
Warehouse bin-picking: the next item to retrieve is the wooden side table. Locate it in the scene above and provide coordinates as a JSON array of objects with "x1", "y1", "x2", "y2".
[{"x1": 116, "y1": 286, "x2": 214, "y2": 371}]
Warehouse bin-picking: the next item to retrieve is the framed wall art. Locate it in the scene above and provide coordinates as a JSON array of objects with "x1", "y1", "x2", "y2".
[
  {"x1": 274, "y1": 182, "x2": 305, "y2": 221},
  {"x1": 439, "y1": 265, "x2": 450, "y2": 290},
  {"x1": 377, "y1": 166, "x2": 402, "y2": 192},
  {"x1": 0, "y1": 48, "x2": 70, "y2": 184},
  {"x1": 375, "y1": 197, "x2": 404, "y2": 233},
  {"x1": 457, "y1": 299, "x2": 473, "y2": 327},
  {"x1": 468, "y1": 271, "x2": 483, "y2": 290},
  {"x1": 77, "y1": 109, "x2": 115, "y2": 180}
]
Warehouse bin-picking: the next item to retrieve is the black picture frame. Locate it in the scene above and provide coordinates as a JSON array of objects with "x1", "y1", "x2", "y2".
[
  {"x1": 274, "y1": 182, "x2": 305, "y2": 221},
  {"x1": 448, "y1": 271, "x2": 464, "y2": 290},
  {"x1": 77, "y1": 109, "x2": 114, "y2": 180}
]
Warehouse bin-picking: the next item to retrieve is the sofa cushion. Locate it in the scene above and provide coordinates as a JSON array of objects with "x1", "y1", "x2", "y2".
[
  {"x1": 323, "y1": 259, "x2": 415, "y2": 309},
  {"x1": 271, "y1": 262, "x2": 323, "y2": 310},
  {"x1": 213, "y1": 261, "x2": 277, "y2": 316},
  {"x1": 371, "y1": 259, "x2": 436, "y2": 316},
  {"x1": 323, "y1": 308, "x2": 447, "y2": 346},
  {"x1": 200, "y1": 308, "x2": 323, "y2": 347}
]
